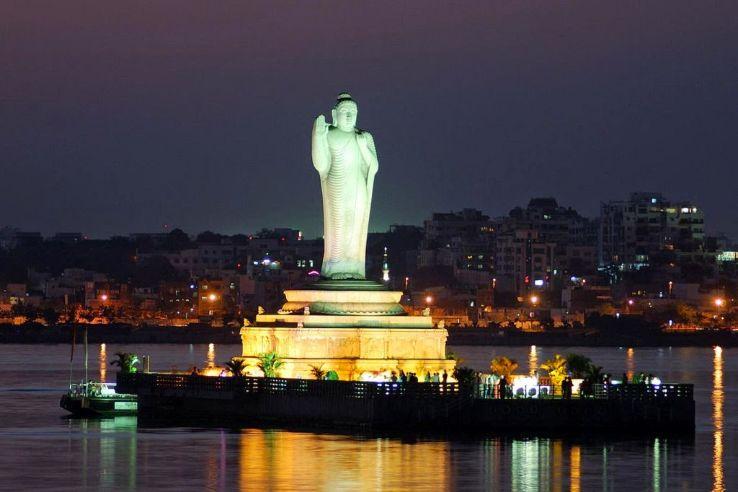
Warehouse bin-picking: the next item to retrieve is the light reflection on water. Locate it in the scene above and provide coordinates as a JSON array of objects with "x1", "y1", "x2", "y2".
[
  {"x1": 0, "y1": 344, "x2": 733, "y2": 490},
  {"x1": 529, "y1": 345, "x2": 538, "y2": 376},
  {"x1": 626, "y1": 347, "x2": 635, "y2": 381},
  {"x1": 99, "y1": 343, "x2": 106, "y2": 383},
  {"x1": 207, "y1": 343, "x2": 216, "y2": 369},
  {"x1": 713, "y1": 346, "x2": 724, "y2": 492}
]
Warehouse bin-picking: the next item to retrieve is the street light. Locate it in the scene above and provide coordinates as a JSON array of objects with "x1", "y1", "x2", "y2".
[
  {"x1": 530, "y1": 295, "x2": 539, "y2": 305},
  {"x1": 208, "y1": 293, "x2": 218, "y2": 302},
  {"x1": 715, "y1": 297, "x2": 725, "y2": 321},
  {"x1": 425, "y1": 295, "x2": 433, "y2": 305}
]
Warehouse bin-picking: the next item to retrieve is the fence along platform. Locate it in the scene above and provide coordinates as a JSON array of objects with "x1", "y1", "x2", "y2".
[{"x1": 117, "y1": 373, "x2": 695, "y2": 432}]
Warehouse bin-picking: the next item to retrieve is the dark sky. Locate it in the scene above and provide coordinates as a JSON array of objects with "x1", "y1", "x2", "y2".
[{"x1": 2, "y1": 1, "x2": 737, "y2": 239}]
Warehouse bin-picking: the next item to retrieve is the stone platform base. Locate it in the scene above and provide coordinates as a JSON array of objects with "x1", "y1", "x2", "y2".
[
  {"x1": 235, "y1": 355, "x2": 455, "y2": 380},
  {"x1": 241, "y1": 286, "x2": 456, "y2": 381},
  {"x1": 239, "y1": 325, "x2": 454, "y2": 380}
]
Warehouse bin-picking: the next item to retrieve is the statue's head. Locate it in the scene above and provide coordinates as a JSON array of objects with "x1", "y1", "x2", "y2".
[{"x1": 332, "y1": 92, "x2": 358, "y2": 132}]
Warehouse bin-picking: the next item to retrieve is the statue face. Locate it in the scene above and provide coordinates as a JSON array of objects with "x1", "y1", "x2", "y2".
[{"x1": 332, "y1": 101, "x2": 358, "y2": 132}]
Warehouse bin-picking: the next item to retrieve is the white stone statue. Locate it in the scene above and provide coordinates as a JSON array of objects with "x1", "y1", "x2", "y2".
[{"x1": 312, "y1": 93, "x2": 379, "y2": 279}]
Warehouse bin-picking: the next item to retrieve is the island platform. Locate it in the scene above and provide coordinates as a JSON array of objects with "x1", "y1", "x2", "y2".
[{"x1": 116, "y1": 372, "x2": 694, "y2": 433}]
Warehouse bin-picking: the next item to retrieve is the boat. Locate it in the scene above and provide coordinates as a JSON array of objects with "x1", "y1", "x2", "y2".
[
  {"x1": 60, "y1": 324, "x2": 137, "y2": 417},
  {"x1": 60, "y1": 382, "x2": 138, "y2": 417}
]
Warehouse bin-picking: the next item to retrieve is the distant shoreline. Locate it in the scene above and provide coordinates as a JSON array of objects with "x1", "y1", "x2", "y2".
[
  {"x1": 0, "y1": 323, "x2": 240, "y2": 344},
  {"x1": 446, "y1": 328, "x2": 738, "y2": 348},
  {"x1": 0, "y1": 323, "x2": 735, "y2": 347}
]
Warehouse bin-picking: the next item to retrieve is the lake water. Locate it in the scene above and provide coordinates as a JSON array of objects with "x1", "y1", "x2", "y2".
[{"x1": 0, "y1": 343, "x2": 732, "y2": 491}]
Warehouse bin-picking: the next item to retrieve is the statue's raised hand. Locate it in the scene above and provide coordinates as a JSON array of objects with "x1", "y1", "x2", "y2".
[{"x1": 313, "y1": 115, "x2": 329, "y2": 136}]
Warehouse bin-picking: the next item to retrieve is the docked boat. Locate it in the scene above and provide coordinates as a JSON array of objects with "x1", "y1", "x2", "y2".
[
  {"x1": 60, "y1": 325, "x2": 137, "y2": 417},
  {"x1": 60, "y1": 381, "x2": 138, "y2": 417}
]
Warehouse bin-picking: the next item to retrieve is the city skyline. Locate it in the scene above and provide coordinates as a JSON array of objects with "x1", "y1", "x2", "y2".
[
  {"x1": 0, "y1": 192, "x2": 729, "y2": 244},
  {"x1": 3, "y1": 2, "x2": 737, "y2": 238}
]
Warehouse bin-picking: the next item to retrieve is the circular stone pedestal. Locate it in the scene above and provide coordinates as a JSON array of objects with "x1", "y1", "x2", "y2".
[{"x1": 281, "y1": 280, "x2": 406, "y2": 316}]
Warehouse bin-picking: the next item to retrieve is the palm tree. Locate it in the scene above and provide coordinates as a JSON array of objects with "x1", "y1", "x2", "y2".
[
  {"x1": 584, "y1": 364, "x2": 604, "y2": 383},
  {"x1": 453, "y1": 366, "x2": 478, "y2": 390},
  {"x1": 490, "y1": 356, "x2": 518, "y2": 378},
  {"x1": 446, "y1": 352, "x2": 465, "y2": 365},
  {"x1": 257, "y1": 351, "x2": 284, "y2": 378},
  {"x1": 540, "y1": 354, "x2": 567, "y2": 388},
  {"x1": 110, "y1": 352, "x2": 140, "y2": 373},
  {"x1": 225, "y1": 358, "x2": 246, "y2": 377},
  {"x1": 565, "y1": 353, "x2": 592, "y2": 378},
  {"x1": 309, "y1": 364, "x2": 326, "y2": 380}
]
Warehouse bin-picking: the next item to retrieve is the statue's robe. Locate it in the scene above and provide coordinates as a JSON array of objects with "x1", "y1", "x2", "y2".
[{"x1": 320, "y1": 131, "x2": 372, "y2": 279}]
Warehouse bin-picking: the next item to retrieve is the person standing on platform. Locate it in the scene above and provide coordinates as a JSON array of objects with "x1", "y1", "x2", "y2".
[{"x1": 499, "y1": 376, "x2": 508, "y2": 399}]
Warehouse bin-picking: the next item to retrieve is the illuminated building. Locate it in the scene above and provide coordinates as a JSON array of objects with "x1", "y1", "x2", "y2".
[
  {"x1": 599, "y1": 192, "x2": 705, "y2": 273},
  {"x1": 495, "y1": 229, "x2": 555, "y2": 295}
]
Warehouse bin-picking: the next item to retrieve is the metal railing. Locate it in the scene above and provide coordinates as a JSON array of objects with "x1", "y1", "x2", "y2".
[
  {"x1": 118, "y1": 372, "x2": 460, "y2": 400},
  {"x1": 473, "y1": 382, "x2": 694, "y2": 401},
  {"x1": 117, "y1": 373, "x2": 693, "y2": 402},
  {"x1": 600, "y1": 383, "x2": 693, "y2": 400}
]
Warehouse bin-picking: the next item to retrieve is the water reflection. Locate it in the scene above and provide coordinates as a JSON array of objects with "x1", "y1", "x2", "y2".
[
  {"x1": 238, "y1": 429, "x2": 451, "y2": 489},
  {"x1": 75, "y1": 417, "x2": 138, "y2": 489},
  {"x1": 713, "y1": 346, "x2": 724, "y2": 492},
  {"x1": 626, "y1": 347, "x2": 635, "y2": 381},
  {"x1": 511, "y1": 439, "x2": 540, "y2": 491},
  {"x1": 529, "y1": 345, "x2": 538, "y2": 376},
  {"x1": 207, "y1": 343, "x2": 216, "y2": 368},
  {"x1": 229, "y1": 431, "x2": 691, "y2": 490},
  {"x1": 99, "y1": 343, "x2": 107, "y2": 382}
]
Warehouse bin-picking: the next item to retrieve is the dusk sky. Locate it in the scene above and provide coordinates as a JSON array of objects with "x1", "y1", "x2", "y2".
[{"x1": 2, "y1": 1, "x2": 737, "y2": 239}]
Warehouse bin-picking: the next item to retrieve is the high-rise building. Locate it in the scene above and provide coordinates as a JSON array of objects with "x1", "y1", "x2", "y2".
[
  {"x1": 599, "y1": 192, "x2": 704, "y2": 272},
  {"x1": 495, "y1": 229, "x2": 555, "y2": 294},
  {"x1": 423, "y1": 209, "x2": 494, "y2": 248}
]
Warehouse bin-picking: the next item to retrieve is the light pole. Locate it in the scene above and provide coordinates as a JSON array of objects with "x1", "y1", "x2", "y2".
[{"x1": 715, "y1": 298, "x2": 725, "y2": 326}]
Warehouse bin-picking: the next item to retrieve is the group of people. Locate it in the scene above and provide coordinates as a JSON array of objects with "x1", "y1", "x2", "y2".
[
  {"x1": 624, "y1": 372, "x2": 657, "y2": 385},
  {"x1": 473, "y1": 373, "x2": 512, "y2": 399},
  {"x1": 388, "y1": 369, "x2": 449, "y2": 384}
]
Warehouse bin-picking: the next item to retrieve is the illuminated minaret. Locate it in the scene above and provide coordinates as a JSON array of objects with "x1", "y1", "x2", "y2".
[{"x1": 381, "y1": 246, "x2": 390, "y2": 283}]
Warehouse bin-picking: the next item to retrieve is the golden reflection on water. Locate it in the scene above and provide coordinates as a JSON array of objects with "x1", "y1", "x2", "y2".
[
  {"x1": 207, "y1": 343, "x2": 216, "y2": 368},
  {"x1": 626, "y1": 347, "x2": 635, "y2": 381},
  {"x1": 99, "y1": 343, "x2": 107, "y2": 382},
  {"x1": 713, "y1": 346, "x2": 724, "y2": 492},
  {"x1": 233, "y1": 431, "x2": 610, "y2": 491},
  {"x1": 570, "y1": 445, "x2": 581, "y2": 492},
  {"x1": 551, "y1": 440, "x2": 562, "y2": 492},
  {"x1": 529, "y1": 345, "x2": 538, "y2": 376},
  {"x1": 238, "y1": 429, "x2": 450, "y2": 490}
]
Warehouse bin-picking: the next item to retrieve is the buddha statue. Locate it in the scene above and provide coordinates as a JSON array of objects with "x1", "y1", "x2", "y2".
[{"x1": 312, "y1": 93, "x2": 379, "y2": 279}]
